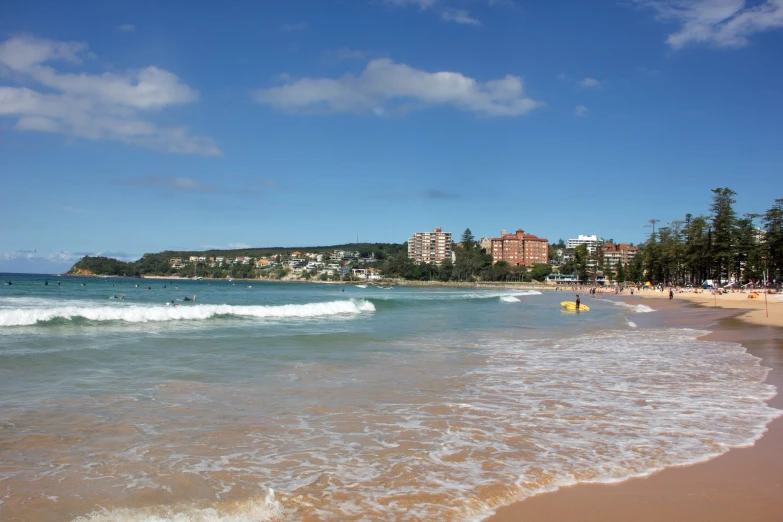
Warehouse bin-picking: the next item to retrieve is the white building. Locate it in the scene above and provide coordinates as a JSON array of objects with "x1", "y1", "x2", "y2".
[
  {"x1": 566, "y1": 235, "x2": 602, "y2": 255},
  {"x1": 408, "y1": 227, "x2": 452, "y2": 264}
]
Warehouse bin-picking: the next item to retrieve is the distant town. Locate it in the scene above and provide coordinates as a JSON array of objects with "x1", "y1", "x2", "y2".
[
  {"x1": 69, "y1": 226, "x2": 641, "y2": 286},
  {"x1": 66, "y1": 188, "x2": 783, "y2": 287}
]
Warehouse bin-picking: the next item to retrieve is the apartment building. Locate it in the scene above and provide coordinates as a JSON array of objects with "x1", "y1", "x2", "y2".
[
  {"x1": 566, "y1": 234, "x2": 602, "y2": 254},
  {"x1": 408, "y1": 228, "x2": 453, "y2": 264},
  {"x1": 490, "y1": 229, "x2": 549, "y2": 266},
  {"x1": 602, "y1": 242, "x2": 639, "y2": 270}
]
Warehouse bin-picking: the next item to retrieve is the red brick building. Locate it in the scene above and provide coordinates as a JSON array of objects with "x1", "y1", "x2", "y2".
[
  {"x1": 601, "y1": 242, "x2": 639, "y2": 271},
  {"x1": 490, "y1": 229, "x2": 549, "y2": 266}
]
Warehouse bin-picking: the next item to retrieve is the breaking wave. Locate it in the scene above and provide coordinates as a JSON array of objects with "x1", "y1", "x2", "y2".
[
  {"x1": 0, "y1": 299, "x2": 375, "y2": 327},
  {"x1": 611, "y1": 301, "x2": 656, "y2": 313},
  {"x1": 72, "y1": 489, "x2": 282, "y2": 522}
]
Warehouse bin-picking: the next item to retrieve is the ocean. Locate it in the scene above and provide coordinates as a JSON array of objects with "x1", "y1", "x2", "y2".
[{"x1": 0, "y1": 274, "x2": 780, "y2": 521}]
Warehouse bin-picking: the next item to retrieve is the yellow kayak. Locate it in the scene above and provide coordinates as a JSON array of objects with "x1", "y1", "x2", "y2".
[{"x1": 561, "y1": 301, "x2": 589, "y2": 312}]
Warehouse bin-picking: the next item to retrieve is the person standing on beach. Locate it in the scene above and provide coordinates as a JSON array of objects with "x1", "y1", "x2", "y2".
[
  {"x1": 669, "y1": 289, "x2": 674, "y2": 300},
  {"x1": 575, "y1": 295, "x2": 580, "y2": 311}
]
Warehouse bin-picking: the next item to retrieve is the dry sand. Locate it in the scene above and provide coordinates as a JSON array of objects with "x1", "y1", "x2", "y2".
[{"x1": 485, "y1": 291, "x2": 783, "y2": 522}]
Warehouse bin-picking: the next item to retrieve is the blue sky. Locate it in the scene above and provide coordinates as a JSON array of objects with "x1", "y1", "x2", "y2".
[{"x1": 1, "y1": 0, "x2": 782, "y2": 273}]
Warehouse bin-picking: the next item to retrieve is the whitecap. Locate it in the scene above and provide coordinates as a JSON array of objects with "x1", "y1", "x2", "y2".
[{"x1": 0, "y1": 299, "x2": 375, "y2": 327}]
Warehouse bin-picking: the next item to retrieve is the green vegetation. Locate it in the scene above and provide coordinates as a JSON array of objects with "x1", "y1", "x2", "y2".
[
  {"x1": 68, "y1": 243, "x2": 406, "y2": 279},
  {"x1": 70, "y1": 188, "x2": 782, "y2": 286},
  {"x1": 635, "y1": 188, "x2": 781, "y2": 285},
  {"x1": 69, "y1": 256, "x2": 136, "y2": 276}
]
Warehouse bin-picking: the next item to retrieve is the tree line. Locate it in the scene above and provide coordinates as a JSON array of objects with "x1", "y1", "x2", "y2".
[
  {"x1": 380, "y1": 229, "x2": 553, "y2": 282},
  {"x1": 633, "y1": 188, "x2": 782, "y2": 286}
]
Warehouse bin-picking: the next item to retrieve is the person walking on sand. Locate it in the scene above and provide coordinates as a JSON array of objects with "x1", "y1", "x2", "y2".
[
  {"x1": 575, "y1": 294, "x2": 580, "y2": 311},
  {"x1": 669, "y1": 289, "x2": 674, "y2": 300}
]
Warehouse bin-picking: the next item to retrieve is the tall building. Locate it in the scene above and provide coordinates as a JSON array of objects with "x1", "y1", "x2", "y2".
[
  {"x1": 408, "y1": 228, "x2": 452, "y2": 264},
  {"x1": 602, "y1": 242, "x2": 639, "y2": 271},
  {"x1": 566, "y1": 234, "x2": 602, "y2": 254},
  {"x1": 491, "y1": 229, "x2": 549, "y2": 266}
]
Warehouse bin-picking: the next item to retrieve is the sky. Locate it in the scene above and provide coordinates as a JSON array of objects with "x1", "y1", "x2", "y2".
[{"x1": 1, "y1": 0, "x2": 782, "y2": 273}]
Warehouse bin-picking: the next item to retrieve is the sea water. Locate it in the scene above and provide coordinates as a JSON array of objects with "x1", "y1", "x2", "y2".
[{"x1": 0, "y1": 274, "x2": 779, "y2": 521}]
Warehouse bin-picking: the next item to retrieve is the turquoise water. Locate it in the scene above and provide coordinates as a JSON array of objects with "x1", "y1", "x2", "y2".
[{"x1": 0, "y1": 274, "x2": 780, "y2": 521}]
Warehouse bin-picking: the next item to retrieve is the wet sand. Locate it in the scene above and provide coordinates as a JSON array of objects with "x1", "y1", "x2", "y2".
[{"x1": 485, "y1": 297, "x2": 783, "y2": 522}]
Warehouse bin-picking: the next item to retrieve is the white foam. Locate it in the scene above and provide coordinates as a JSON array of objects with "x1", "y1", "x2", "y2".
[
  {"x1": 611, "y1": 301, "x2": 655, "y2": 313},
  {"x1": 72, "y1": 489, "x2": 281, "y2": 522},
  {"x1": 371, "y1": 289, "x2": 541, "y2": 301},
  {"x1": 500, "y1": 296, "x2": 520, "y2": 303},
  {"x1": 0, "y1": 299, "x2": 375, "y2": 326},
  {"x1": 5, "y1": 320, "x2": 780, "y2": 522}
]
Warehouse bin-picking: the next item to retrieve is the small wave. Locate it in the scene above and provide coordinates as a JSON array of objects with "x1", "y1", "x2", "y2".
[
  {"x1": 0, "y1": 300, "x2": 375, "y2": 327},
  {"x1": 72, "y1": 489, "x2": 281, "y2": 522},
  {"x1": 500, "y1": 296, "x2": 520, "y2": 303},
  {"x1": 627, "y1": 320, "x2": 638, "y2": 328},
  {"x1": 611, "y1": 301, "x2": 655, "y2": 313}
]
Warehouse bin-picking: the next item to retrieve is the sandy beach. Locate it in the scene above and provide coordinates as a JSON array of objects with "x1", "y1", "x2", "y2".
[{"x1": 485, "y1": 290, "x2": 783, "y2": 522}]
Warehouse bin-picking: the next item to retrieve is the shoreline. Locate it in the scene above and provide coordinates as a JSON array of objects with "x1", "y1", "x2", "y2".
[
  {"x1": 484, "y1": 296, "x2": 783, "y2": 522},
  {"x1": 66, "y1": 272, "x2": 564, "y2": 291}
]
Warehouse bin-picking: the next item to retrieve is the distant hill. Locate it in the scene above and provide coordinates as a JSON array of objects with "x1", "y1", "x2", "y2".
[{"x1": 67, "y1": 243, "x2": 406, "y2": 277}]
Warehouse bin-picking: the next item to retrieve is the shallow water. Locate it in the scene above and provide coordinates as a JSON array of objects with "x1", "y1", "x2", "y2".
[{"x1": 0, "y1": 275, "x2": 779, "y2": 521}]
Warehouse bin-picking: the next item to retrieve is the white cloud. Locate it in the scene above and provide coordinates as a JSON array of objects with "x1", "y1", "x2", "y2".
[
  {"x1": 441, "y1": 8, "x2": 481, "y2": 25},
  {"x1": 282, "y1": 21, "x2": 308, "y2": 32},
  {"x1": 253, "y1": 58, "x2": 543, "y2": 117},
  {"x1": 0, "y1": 35, "x2": 220, "y2": 155},
  {"x1": 117, "y1": 24, "x2": 136, "y2": 32},
  {"x1": 333, "y1": 48, "x2": 367, "y2": 60},
  {"x1": 638, "y1": 0, "x2": 783, "y2": 49},
  {"x1": 385, "y1": 0, "x2": 438, "y2": 9},
  {"x1": 0, "y1": 249, "x2": 138, "y2": 264},
  {"x1": 118, "y1": 175, "x2": 222, "y2": 193},
  {"x1": 200, "y1": 242, "x2": 253, "y2": 250},
  {"x1": 574, "y1": 105, "x2": 590, "y2": 117},
  {"x1": 578, "y1": 77, "x2": 602, "y2": 88}
]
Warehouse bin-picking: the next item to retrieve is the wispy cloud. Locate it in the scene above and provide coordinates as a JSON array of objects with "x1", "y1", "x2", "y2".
[
  {"x1": 578, "y1": 77, "x2": 602, "y2": 88},
  {"x1": 0, "y1": 35, "x2": 220, "y2": 155},
  {"x1": 384, "y1": 0, "x2": 438, "y2": 9},
  {"x1": 636, "y1": 65, "x2": 662, "y2": 76},
  {"x1": 441, "y1": 8, "x2": 481, "y2": 25},
  {"x1": 637, "y1": 0, "x2": 783, "y2": 49},
  {"x1": 423, "y1": 189, "x2": 459, "y2": 199},
  {"x1": 282, "y1": 21, "x2": 308, "y2": 32},
  {"x1": 200, "y1": 242, "x2": 253, "y2": 250},
  {"x1": 0, "y1": 249, "x2": 139, "y2": 264},
  {"x1": 574, "y1": 105, "x2": 590, "y2": 117},
  {"x1": 253, "y1": 58, "x2": 543, "y2": 117},
  {"x1": 117, "y1": 24, "x2": 136, "y2": 32},
  {"x1": 117, "y1": 175, "x2": 222, "y2": 193},
  {"x1": 384, "y1": 1, "x2": 482, "y2": 26},
  {"x1": 326, "y1": 47, "x2": 367, "y2": 60}
]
